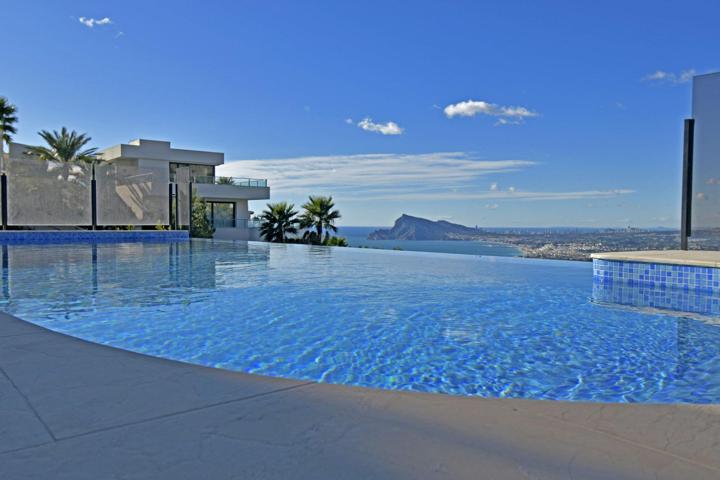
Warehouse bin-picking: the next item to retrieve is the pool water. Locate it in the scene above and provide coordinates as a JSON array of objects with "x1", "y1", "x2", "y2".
[{"x1": 1, "y1": 240, "x2": 719, "y2": 404}]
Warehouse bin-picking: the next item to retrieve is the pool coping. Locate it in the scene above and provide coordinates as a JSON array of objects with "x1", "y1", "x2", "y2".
[{"x1": 1, "y1": 312, "x2": 719, "y2": 479}]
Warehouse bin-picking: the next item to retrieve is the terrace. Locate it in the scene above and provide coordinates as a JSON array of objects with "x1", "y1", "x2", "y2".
[{"x1": 2, "y1": 310, "x2": 719, "y2": 479}]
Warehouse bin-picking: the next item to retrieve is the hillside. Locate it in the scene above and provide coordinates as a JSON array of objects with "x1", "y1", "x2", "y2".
[{"x1": 368, "y1": 214, "x2": 481, "y2": 240}]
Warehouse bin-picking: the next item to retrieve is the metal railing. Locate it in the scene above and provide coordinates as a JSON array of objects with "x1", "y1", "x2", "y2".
[
  {"x1": 193, "y1": 176, "x2": 268, "y2": 187},
  {"x1": 169, "y1": 174, "x2": 267, "y2": 188}
]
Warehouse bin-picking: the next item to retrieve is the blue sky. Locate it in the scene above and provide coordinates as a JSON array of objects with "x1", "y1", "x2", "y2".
[{"x1": 3, "y1": 1, "x2": 717, "y2": 227}]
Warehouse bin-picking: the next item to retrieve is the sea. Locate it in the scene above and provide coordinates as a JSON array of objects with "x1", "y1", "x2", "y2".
[{"x1": 336, "y1": 227, "x2": 521, "y2": 257}]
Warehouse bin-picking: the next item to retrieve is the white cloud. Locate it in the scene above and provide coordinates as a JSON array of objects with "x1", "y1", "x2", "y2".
[
  {"x1": 489, "y1": 182, "x2": 498, "y2": 191},
  {"x1": 220, "y1": 152, "x2": 532, "y2": 195},
  {"x1": 219, "y1": 152, "x2": 633, "y2": 203},
  {"x1": 444, "y1": 99, "x2": 538, "y2": 124},
  {"x1": 357, "y1": 188, "x2": 635, "y2": 202},
  {"x1": 79, "y1": 16, "x2": 112, "y2": 28},
  {"x1": 357, "y1": 118, "x2": 404, "y2": 135},
  {"x1": 642, "y1": 69, "x2": 696, "y2": 85},
  {"x1": 344, "y1": 118, "x2": 354, "y2": 124}
]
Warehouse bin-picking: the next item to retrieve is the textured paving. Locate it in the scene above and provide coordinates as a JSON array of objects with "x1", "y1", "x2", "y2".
[{"x1": 1, "y1": 311, "x2": 719, "y2": 479}]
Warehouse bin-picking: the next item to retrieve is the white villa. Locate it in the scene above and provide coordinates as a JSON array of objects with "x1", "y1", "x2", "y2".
[
  {"x1": 98, "y1": 139, "x2": 270, "y2": 240},
  {"x1": 3, "y1": 139, "x2": 269, "y2": 240}
]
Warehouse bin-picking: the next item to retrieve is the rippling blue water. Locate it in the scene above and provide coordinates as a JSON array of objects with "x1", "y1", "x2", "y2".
[{"x1": 1, "y1": 239, "x2": 719, "y2": 403}]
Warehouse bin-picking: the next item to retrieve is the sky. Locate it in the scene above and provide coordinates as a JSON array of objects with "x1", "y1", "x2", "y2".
[{"x1": 2, "y1": 0, "x2": 718, "y2": 227}]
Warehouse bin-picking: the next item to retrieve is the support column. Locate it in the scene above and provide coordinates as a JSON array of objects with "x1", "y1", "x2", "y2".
[
  {"x1": 188, "y1": 182, "x2": 193, "y2": 233},
  {"x1": 91, "y1": 179, "x2": 97, "y2": 230},
  {"x1": 176, "y1": 184, "x2": 182, "y2": 229},
  {"x1": 680, "y1": 118, "x2": 695, "y2": 250},
  {"x1": 168, "y1": 183, "x2": 174, "y2": 230},
  {"x1": 1, "y1": 174, "x2": 7, "y2": 230}
]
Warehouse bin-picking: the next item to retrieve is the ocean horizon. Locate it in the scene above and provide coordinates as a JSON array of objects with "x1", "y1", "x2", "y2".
[{"x1": 336, "y1": 227, "x2": 521, "y2": 257}]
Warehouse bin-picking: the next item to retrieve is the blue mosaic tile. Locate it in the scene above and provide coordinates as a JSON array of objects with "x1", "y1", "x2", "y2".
[
  {"x1": 592, "y1": 258, "x2": 720, "y2": 315},
  {"x1": 0, "y1": 230, "x2": 189, "y2": 245}
]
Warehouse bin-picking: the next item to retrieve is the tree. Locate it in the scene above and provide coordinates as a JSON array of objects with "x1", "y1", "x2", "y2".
[
  {"x1": 299, "y1": 195, "x2": 341, "y2": 244},
  {"x1": 259, "y1": 201, "x2": 298, "y2": 242},
  {"x1": 0, "y1": 96, "x2": 18, "y2": 159},
  {"x1": 190, "y1": 193, "x2": 215, "y2": 238},
  {"x1": 24, "y1": 127, "x2": 98, "y2": 181}
]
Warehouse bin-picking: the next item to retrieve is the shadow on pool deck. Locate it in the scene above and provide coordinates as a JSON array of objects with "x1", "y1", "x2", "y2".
[{"x1": 1, "y1": 311, "x2": 719, "y2": 479}]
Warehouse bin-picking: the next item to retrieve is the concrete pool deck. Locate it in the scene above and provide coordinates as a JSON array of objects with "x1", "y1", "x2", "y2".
[{"x1": 1, "y1": 312, "x2": 719, "y2": 479}]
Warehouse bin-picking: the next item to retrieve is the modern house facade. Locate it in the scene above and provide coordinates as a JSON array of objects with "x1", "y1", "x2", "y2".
[
  {"x1": 1, "y1": 139, "x2": 269, "y2": 240},
  {"x1": 97, "y1": 139, "x2": 270, "y2": 240}
]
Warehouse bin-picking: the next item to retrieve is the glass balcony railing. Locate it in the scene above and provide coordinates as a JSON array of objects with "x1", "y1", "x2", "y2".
[
  {"x1": 194, "y1": 176, "x2": 268, "y2": 187},
  {"x1": 169, "y1": 175, "x2": 268, "y2": 187},
  {"x1": 210, "y1": 218, "x2": 263, "y2": 229}
]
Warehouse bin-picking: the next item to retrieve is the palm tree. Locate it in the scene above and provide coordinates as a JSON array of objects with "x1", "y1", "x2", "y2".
[
  {"x1": 0, "y1": 96, "x2": 18, "y2": 161},
  {"x1": 259, "y1": 201, "x2": 298, "y2": 243},
  {"x1": 24, "y1": 127, "x2": 98, "y2": 181},
  {"x1": 299, "y1": 195, "x2": 341, "y2": 244}
]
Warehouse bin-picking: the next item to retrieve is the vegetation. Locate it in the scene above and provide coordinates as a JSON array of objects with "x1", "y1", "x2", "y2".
[
  {"x1": 259, "y1": 201, "x2": 298, "y2": 242},
  {"x1": 216, "y1": 176, "x2": 235, "y2": 185},
  {"x1": 299, "y1": 195, "x2": 341, "y2": 244},
  {"x1": 190, "y1": 193, "x2": 215, "y2": 238},
  {"x1": 324, "y1": 236, "x2": 348, "y2": 247},
  {"x1": 259, "y1": 196, "x2": 347, "y2": 247},
  {"x1": 24, "y1": 127, "x2": 98, "y2": 164},
  {"x1": 0, "y1": 96, "x2": 18, "y2": 155},
  {"x1": 24, "y1": 127, "x2": 99, "y2": 182}
]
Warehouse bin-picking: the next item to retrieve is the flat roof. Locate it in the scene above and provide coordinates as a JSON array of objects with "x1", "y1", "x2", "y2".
[
  {"x1": 99, "y1": 139, "x2": 224, "y2": 166},
  {"x1": 591, "y1": 249, "x2": 720, "y2": 267}
]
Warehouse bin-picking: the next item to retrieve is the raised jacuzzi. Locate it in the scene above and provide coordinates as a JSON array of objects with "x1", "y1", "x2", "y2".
[{"x1": 592, "y1": 250, "x2": 720, "y2": 316}]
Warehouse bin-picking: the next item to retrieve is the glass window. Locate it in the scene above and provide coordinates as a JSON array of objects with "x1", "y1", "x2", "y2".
[
  {"x1": 190, "y1": 165, "x2": 214, "y2": 178},
  {"x1": 208, "y1": 202, "x2": 235, "y2": 228}
]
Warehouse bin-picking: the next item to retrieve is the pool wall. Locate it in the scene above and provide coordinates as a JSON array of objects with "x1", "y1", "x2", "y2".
[
  {"x1": 0, "y1": 230, "x2": 189, "y2": 244},
  {"x1": 592, "y1": 258, "x2": 720, "y2": 315}
]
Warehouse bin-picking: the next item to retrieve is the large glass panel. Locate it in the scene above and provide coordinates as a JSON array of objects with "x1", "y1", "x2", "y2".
[
  {"x1": 96, "y1": 161, "x2": 170, "y2": 226},
  {"x1": 690, "y1": 73, "x2": 720, "y2": 249},
  {"x1": 5, "y1": 155, "x2": 92, "y2": 226},
  {"x1": 190, "y1": 164, "x2": 214, "y2": 179},
  {"x1": 210, "y1": 202, "x2": 235, "y2": 228}
]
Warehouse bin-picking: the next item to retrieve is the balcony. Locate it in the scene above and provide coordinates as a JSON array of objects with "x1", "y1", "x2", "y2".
[
  {"x1": 189, "y1": 176, "x2": 270, "y2": 201},
  {"x1": 192, "y1": 176, "x2": 268, "y2": 188},
  {"x1": 170, "y1": 175, "x2": 268, "y2": 188}
]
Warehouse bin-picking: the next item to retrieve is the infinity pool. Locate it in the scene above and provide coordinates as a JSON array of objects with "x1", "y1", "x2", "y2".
[{"x1": 1, "y1": 240, "x2": 719, "y2": 403}]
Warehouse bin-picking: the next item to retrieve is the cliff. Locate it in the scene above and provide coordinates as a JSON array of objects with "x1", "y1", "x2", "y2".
[{"x1": 368, "y1": 214, "x2": 481, "y2": 240}]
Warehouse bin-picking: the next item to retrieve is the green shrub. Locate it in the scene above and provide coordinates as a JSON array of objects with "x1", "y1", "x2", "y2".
[
  {"x1": 324, "y1": 236, "x2": 348, "y2": 247},
  {"x1": 190, "y1": 194, "x2": 215, "y2": 238}
]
